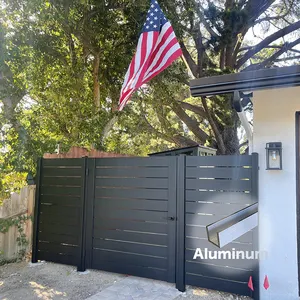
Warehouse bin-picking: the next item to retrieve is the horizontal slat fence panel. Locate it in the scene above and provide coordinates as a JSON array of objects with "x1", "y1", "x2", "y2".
[
  {"x1": 42, "y1": 177, "x2": 82, "y2": 186},
  {"x1": 186, "y1": 178, "x2": 251, "y2": 191},
  {"x1": 94, "y1": 207, "x2": 167, "y2": 222},
  {"x1": 43, "y1": 159, "x2": 83, "y2": 167},
  {"x1": 186, "y1": 167, "x2": 252, "y2": 180},
  {"x1": 186, "y1": 274, "x2": 249, "y2": 296},
  {"x1": 91, "y1": 156, "x2": 174, "y2": 284},
  {"x1": 93, "y1": 229, "x2": 167, "y2": 246},
  {"x1": 43, "y1": 168, "x2": 82, "y2": 177},
  {"x1": 186, "y1": 261, "x2": 252, "y2": 282},
  {"x1": 94, "y1": 219, "x2": 168, "y2": 234},
  {"x1": 95, "y1": 177, "x2": 168, "y2": 189},
  {"x1": 94, "y1": 198, "x2": 168, "y2": 211},
  {"x1": 92, "y1": 260, "x2": 168, "y2": 282},
  {"x1": 35, "y1": 158, "x2": 85, "y2": 267},
  {"x1": 186, "y1": 202, "x2": 249, "y2": 215},
  {"x1": 40, "y1": 195, "x2": 80, "y2": 207},
  {"x1": 184, "y1": 154, "x2": 258, "y2": 298},
  {"x1": 37, "y1": 251, "x2": 78, "y2": 266},
  {"x1": 38, "y1": 223, "x2": 79, "y2": 236},
  {"x1": 33, "y1": 154, "x2": 258, "y2": 298},
  {"x1": 186, "y1": 190, "x2": 254, "y2": 204},
  {"x1": 185, "y1": 238, "x2": 253, "y2": 252},
  {"x1": 96, "y1": 167, "x2": 169, "y2": 178},
  {"x1": 186, "y1": 225, "x2": 253, "y2": 243},
  {"x1": 38, "y1": 232, "x2": 79, "y2": 245},
  {"x1": 185, "y1": 249, "x2": 256, "y2": 269},
  {"x1": 96, "y1": 157, "x2": 169, "y2": 167},
  {"x1": 93, "y1": 239, "x2": 168, "y2": 257},
  {"x1": 95, "y1": 187, "x2": 168, "y2": 200},
  {"x1": 186, "y1": 156, "x2": 252, "y2": 167},
  {"x1": 93, "y1": 249, "x2": 168, "y2": 269}
]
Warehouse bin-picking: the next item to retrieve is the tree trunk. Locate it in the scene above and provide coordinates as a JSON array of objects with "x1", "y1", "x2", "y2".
[{"x1": 93, "y1": 53, "x2": 101, "y2": 110}]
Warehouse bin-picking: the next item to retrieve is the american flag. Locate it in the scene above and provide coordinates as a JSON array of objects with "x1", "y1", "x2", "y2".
[{"x1": 118, "y1": 0, "x2": 183, "y2": 111}]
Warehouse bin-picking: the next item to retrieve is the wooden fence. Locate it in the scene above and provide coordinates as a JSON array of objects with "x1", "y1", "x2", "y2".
[{"x1": 0, "y1": 186, "x2": 35, "y2": 260}]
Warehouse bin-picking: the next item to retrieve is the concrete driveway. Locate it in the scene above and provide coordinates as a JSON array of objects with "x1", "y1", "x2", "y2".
[{"x1": 0, "y1": 261, "x2": 252, "y2": 300}]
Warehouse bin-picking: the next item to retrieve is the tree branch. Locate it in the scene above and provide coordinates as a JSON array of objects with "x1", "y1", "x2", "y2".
[
  {"x1": 179, "y1": 42, "x2": 198, "y2": 78},
  {"x1": 171, "y1": 102, "x2": 210, "y2": 144},
  {"x1": 243, "y1": 37, "x2": 300, "y2": 71},
  {"x1": 236, "y1": 20, "x2": 300, "y2": 69},
  {"x1": 178, "y1": 101, "x2": 207, "y2": 118},
  {"x1": 141, "y1": 115, "x2": 197, "y2": 147},
  {"x1": 201, "y1": 97, "x2": 226, "y2": 154},
  {"x1": 195, "y1": 3, "x2": 219, "y2": 38}
]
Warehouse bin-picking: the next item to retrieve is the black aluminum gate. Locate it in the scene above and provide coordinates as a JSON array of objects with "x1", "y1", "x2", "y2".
[{"x1": 32, "y1": 154, "x2": 258, "y2": 298}]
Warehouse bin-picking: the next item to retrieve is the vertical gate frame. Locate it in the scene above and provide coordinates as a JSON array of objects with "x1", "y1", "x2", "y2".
[
  {"x1": 78, "y1": 157, "x2": 88, "y2": 272},
  {"x1": 167, "y1": 157, "x2": 177, "y2": 283},
  {"x1": 84, "y1": 158, "x2": 96, "y2": 269},
  {"x1": 176, "y1": 155, "x2": 186, "y2": 292},
  {"x1": 32, "y1": 157, "x2": 42, "y2": 263}
]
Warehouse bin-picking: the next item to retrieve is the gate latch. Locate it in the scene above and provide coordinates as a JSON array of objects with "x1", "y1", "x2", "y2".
[{"x1": 167, "y1": 216, "x2": 176, "y2": 221}]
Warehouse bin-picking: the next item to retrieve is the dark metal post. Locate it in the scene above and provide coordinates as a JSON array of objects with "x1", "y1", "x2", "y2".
[
  {"x1": 251, "y1": 152, "x2": 259, "y2": 300},
  {"x1": 176, "y1": 155, "x2": 186, "y2": 292},
  {"x1": 77, "y1": 157, "x2": 88, "y2": 272},
  {"x1": 84, "y1": 158, "x2": 95, "y2": 269},
  {"x1": 167, "y1": 157, "x2": 177, "y2": 283},
  {"x1": 32, "y1": 157, "x2": 42, "y2": 263}
]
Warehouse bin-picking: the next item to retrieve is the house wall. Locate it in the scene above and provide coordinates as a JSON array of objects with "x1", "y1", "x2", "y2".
[{"x1": 253, "y1": 86, "x2": 300, "y2": 300}]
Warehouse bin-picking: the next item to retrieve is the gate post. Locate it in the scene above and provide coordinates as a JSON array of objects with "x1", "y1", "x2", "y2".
[
  {"x1": 77, "y1": 157, "x2": 88, "y2": 272},
  {"x1": 176, "y1": 155, "x2": 186, "y2": 292},
  {"x1": 32, "y1": 157, "x2": 42, "y2": 263}
]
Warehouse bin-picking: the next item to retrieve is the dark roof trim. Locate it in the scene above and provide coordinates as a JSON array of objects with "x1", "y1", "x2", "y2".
[
  {"x1": 148, "y1": 144, "x2": 216, "y2": 156},
  {"x1": 190, "y1": 65, "x2": 300, "y2": 97}
]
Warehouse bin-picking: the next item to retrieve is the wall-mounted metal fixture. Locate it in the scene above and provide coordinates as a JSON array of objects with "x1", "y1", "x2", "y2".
[{"x1": 266, "y1": 142, "x2": 282, "y2": 170}]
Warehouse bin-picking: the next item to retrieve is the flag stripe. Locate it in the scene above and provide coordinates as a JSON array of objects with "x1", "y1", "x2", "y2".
[
  {"x1": 142, "y1": 48, "x2": 183, "y2": 85},
  {"x1": 143, "y1": 39, "x2": 180, "y2": 81}
]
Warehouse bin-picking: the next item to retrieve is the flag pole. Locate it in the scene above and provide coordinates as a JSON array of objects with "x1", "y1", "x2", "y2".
[{"x1": 181, "y1": 54, "x2": 195, "y2": 79}]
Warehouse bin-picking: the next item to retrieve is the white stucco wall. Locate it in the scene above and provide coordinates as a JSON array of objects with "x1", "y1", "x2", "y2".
[{"x1": 253, "y1": 86, "x2": 300, "y2": 300}]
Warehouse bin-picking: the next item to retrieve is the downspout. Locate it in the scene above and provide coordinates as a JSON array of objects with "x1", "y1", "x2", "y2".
[{"x1": 233, "y1": 91, "x2": 253, "y2": 154}]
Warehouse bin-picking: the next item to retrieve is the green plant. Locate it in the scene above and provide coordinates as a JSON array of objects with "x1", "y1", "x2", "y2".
[
  {"x1": 0, "y1": 214, "x2": 32, "y2": 261},
  {"x1": 0, "y1": 172, "x2": 27, "y2": 204}
]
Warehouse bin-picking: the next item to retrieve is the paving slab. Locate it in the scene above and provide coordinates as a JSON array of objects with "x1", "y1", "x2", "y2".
[{"x1": 86, "y1": 276, "x2": 182, "y2": 300}]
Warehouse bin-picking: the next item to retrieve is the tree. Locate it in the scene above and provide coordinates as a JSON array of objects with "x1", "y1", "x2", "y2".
[{"x1": 1, "y1": 0, "x2": 300, "y2": 169}]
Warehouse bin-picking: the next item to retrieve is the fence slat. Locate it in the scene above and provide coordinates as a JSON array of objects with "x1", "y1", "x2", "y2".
[
  {"x1": 186, "y1": 179, "x2": 251, "y2": 191},
  {"x1": 93, "y1": 249, "x2": 168, "y2": 269},
  {"x1": 92, "y1": 260, "x2": 167, "y2": 282},
  {"x1": 94, "y1": 198, "x2": 168, "y2": 212},
  {"x1": 95, "y1": 187, "x2": 168, "y2": 200},
  {"x1": 186, "y1": 156, "x2": 252, "y2": 167},
  {"x1": 94, "y1": 219, "x2": 168, "y2": 235},
  {"x1": 93, "y1": 229, "x2": 167, "y2": 246},
  {"x1": 95, "y1": 167, "x2": 169, "y2": 178},
  {"x1": 94, "y1": 177, "x2": 168, "y2": 189},
  {"x1": 96, "y1": 157, "x2": 169, "y2": 167},
  {"x1": 186, "y1": 261, "x2": 253, "y2": 282},
  {"x1": 94, "y1": 206, "x2": 167, "y2": 223},
  {"x1": 186, "y1": 167, "x2": 252, "y2": 179},
  {"x1": 93, "y1": 239, "x2": 168, "y2": 257}
]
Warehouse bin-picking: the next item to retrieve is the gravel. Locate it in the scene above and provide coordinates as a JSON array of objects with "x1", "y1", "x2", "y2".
[{"x1": 0, "y1": 261, "x2": 252, "y2": 300}]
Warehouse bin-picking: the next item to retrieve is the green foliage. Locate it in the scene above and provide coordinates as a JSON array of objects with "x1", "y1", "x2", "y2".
[
  {"x1": 0, "y1": 172, "x2": 27, "y2": 204},
  {"x1": 0, "y1": 214, "x2": 32, "y2": 263},
  {"x1": 0, "y1": 0, "x2": 299, "y2": 171}
]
